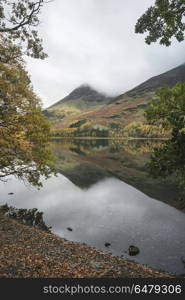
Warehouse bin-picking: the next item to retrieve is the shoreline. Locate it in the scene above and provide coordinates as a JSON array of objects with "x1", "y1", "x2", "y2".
[
  {"x1": 49, "y1": 136, "x2": 168, "y2": 141},
  {"x1": 0, "y1": 213, "x2": 178, "y2": 278}
]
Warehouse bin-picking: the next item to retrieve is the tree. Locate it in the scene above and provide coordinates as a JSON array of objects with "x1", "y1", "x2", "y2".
[
  {"x1": 145, "y1": 83, "x2": 185, "y2": 196},
  {"x1": 135, "y1": 0, "x2": 185, "y2": 46},
  {"x1": 0, "y1": 0, "x2": 52, "y2": 59},
  {"x1": 146, "y1": 83, "x2": 185, "y2": 135},
  {"x1": 0, "y1": 0, "x2": 56, "y2": 187},
  {"x1": 0, "y1": 37, "x2": 55, "y2": 187}
]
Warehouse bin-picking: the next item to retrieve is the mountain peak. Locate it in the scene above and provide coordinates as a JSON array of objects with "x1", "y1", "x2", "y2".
[
  {"x1": 49, "y1": 84, "x2": 112, "y2": 110},
  {"x1": 64, "y1": 84, "x2": 100, "y2": 100}
]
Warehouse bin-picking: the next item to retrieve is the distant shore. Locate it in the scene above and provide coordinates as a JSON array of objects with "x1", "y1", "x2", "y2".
[{"x1": 50, "y1": 136, "x2": 168, "y2": 140}]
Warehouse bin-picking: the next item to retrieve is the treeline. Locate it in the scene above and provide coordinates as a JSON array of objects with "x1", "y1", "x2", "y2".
[
  {"x1": 50, "y1": 121, "x2": 109, "y2": 138},
  {"x1": 50, "y1": 120, "x2": 169, "y2": 138},
  {"x1": 120, "y1": 122, "x2": 169, "y2": 138}
]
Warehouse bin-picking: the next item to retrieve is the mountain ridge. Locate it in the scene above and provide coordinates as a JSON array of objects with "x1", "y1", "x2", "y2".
[
  {"x1": 48, "y1": 84, "x2": 113, "y2": 110},
  {"x1": 112, "y1": 63, "x2": 185, "y2": 104},
  {"x1": 45, "y1": 63, "x2": 185, "y2": 136}
]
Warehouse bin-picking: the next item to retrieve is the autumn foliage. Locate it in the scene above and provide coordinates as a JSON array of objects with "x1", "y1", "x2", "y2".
[{"x1": 0, "y1": 37, "x2": 55, "y2": 186}]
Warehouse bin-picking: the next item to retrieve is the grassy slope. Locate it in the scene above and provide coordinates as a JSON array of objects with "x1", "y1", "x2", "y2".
[
  {"x1": 48, "y1": 91, "x2": 154, "y2": 130},
  {"x1": 45, "y1": 64, "x2": 185, "y2": 131}
]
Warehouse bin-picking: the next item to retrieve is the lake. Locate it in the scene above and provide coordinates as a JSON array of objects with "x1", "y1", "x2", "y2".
[{"x1": 0, "y1": 139, "x2": 185, "y2": 275}]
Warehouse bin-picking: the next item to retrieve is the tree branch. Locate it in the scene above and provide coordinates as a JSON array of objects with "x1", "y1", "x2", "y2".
[{"x1": 0, "y1": 0, "x2": 44, "y2": 33}]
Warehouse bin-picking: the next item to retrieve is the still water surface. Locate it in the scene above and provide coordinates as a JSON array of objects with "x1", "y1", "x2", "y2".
[{"x1": 1, "y1": 139, "x2": 185, "y2": 275}]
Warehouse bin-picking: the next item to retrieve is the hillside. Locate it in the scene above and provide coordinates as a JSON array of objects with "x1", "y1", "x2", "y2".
[
  {"x1": 44, "y1": 84, "x2": 112, "y2": 121},
  {"x1": 44, "y1": 64, "x2": 185, "y2": 137},
  {"x1": 112, "y1": 63, "x2": 185, "y2": 102},
  {"x1": 51, "y1": 84, "x2": 112, "y2": 109}
]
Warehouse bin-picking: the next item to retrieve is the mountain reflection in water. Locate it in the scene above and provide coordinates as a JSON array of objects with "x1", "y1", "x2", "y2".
[
  {"x1": 1, "y1": 139, "x2": 185, "y2": 275},
  {"x1": 50, "y1": 139, "x2": 181, "y2": 209},
  {"x1": 1, "y1": 174, "x2": 185, "y2": 275}
]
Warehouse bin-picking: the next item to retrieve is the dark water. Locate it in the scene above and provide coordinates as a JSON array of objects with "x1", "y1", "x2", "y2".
[{"x1": 1, "y1": 139, "x2": 185, "y2": 275}]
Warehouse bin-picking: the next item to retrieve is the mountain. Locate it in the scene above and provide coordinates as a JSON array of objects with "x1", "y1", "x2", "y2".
[
  {"x1": 111, "y1": 63, "x2": 185, "y2": 103},
  {"x1": 52, "y1": 84, "x2": 112, "y2": 108},
  {"x1": 45, "y1": 64, "x2": 185, "y2": 136},
  {"x1": 44, "y1": 84, "x2": 113, "y2": 122}
]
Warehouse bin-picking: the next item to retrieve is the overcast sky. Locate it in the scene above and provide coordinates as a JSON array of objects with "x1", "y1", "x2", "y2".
[{"x1": 25, "y1": 0, "x2": 185, "y2": 108}]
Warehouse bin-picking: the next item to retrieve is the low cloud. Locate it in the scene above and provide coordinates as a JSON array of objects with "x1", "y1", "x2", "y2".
[{"x1": 26, "y1": 0, "x2": 185, "y2": 107}]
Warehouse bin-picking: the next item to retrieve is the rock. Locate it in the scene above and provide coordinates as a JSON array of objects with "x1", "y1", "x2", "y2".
[
  {"x1": 104, "y1": 242, "x2": 111, "y2": 247},
  {"x1": 128, "y1": 245, "x2": 140, "y2": 256},
  {"x1": 67, "y1": 227, "x2": 73, "y2": 231}
]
